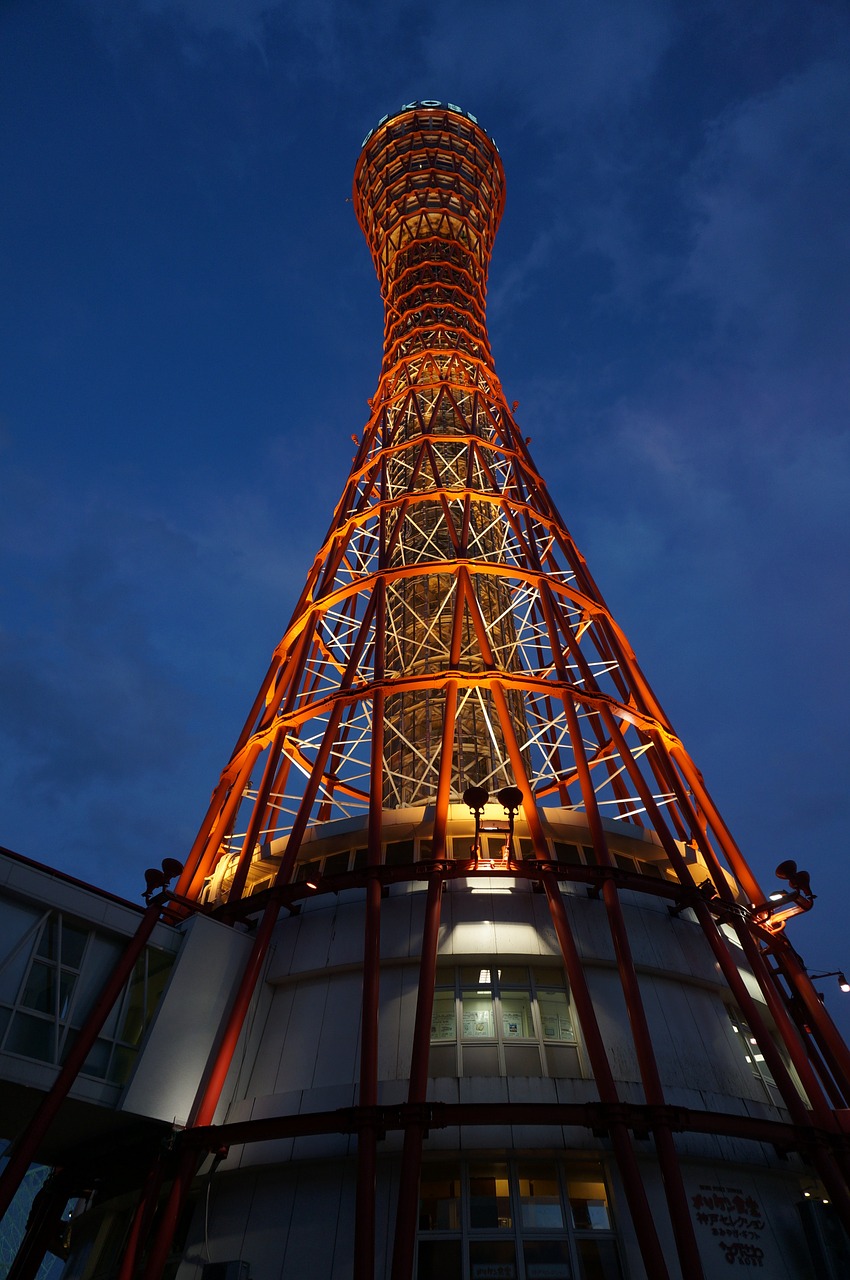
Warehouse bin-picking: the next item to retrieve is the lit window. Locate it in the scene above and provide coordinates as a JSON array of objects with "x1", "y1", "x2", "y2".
[
  {"x1": 416, "y1": 1158, "x2": 622, "y2": 1280},
  {"x1": 728, "y1": 1007, "x2": 785, "y2": 1107},
  {"x1": 429, "y1": 964, "x2": 578, "y2": 1078}
]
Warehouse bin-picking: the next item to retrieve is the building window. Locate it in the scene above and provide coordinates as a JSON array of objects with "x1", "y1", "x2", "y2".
[
  {"x1": 417, "y1": 1157, "x2": 622, "y2": 1280},
  {"x1": 728, "y1": 1008, "x2": 784, "y2": 1107},
  {"x1": 0, "y1": 910, "x2": 173, "y2": 1084},
  {"x1": 429, "y1": 965, "x2": 579, "y2": 1078}
]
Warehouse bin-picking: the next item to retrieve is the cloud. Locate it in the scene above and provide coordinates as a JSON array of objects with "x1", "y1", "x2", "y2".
[
  {"x1": 0, "y1": 457, "x2": 314, "y2": 886},
  {"x1": 79, "y1": 0, "x2": 675, "y2": 123},
  {"x1": 417, "y1": 0, "x2": 675, "y2": 125},
  {"x1": 683, "y1": 58, "x2": 850, "y2": 374},
  {"x1": 79, "y1": 0, "x2": 279, "y2": 48}
]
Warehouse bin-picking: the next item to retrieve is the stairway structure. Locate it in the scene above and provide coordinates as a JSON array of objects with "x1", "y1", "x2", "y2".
[{"x1": 2, "y1": 101, "x2": 850, "y2": 1280}]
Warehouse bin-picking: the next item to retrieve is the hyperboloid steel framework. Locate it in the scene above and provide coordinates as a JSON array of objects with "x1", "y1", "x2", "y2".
[{"x1": 4, "y1": 101, "x2": 850, "y2": 1280}]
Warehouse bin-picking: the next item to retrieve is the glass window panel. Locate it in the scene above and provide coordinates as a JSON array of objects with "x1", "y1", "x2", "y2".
[
  {"x1": 22, "y1": 961, "x2": 55, "y2": 1014},
  {"x1": 468, "y1": 1238, "x2": 517, "y2": 1276},
  {"x1": 385, "y1": 840, "x2": 414, "y2": 865},
  {"x1": 730, "y1": 1011, "x2": 777, "y2": 1085},
  {"x1": 518, "y1": 839, "x2": 536, "y2": 861},
  {"x1": 462, "y1": 1045, "x2": 500, "y2": 1077},
  {"x1": 462, "y1": 992, "x2": 495, "y2": 1039},
  {"x1": 534, "y1": 967, "x2": 566, "y2": 990},
  {"x1": 0, "y1": 904, "x2": 44, "y2": 999},
  {"x1": 539, "y1": 992, "x2": 574, "y2": 1042},
  {"x1": 352, "y1": 847, "x2": 368, "y2": 870},
  {"x1": 144, "y1": 949, "x2": 173, "y2": 1021},
  {"x1": 58, "y1": 970, "x2": 76, "y2": 1020},
  {"x1": 73, "y1": 937, "x2": 124, "y2": 1033},
  {"x1": 568, "y1": 1180, "x2": 611, "y2": 1231},
  {"x1": 419, "y1": 1164, "x2": 461, "y2": 1230},
  {"x1": 294, "y1": 859, "x2": 321, "y2": 882},
  {"x1": 484, "y1": 835, "x2": 507, "y2": 859},
  {"x1": 82, "y1": 1037, "x2": 112, "y2": 1078},
  {"x1": 60, "y1": 923, "x2": 89, "y2": 969},
  {"x1": 117, "y1": 958, "x2": 147, "y2": 1046},
  {"x1": 518, "y1": 1163, "x2": 564, "y2": 1229},
  {"x1": 417, "y1": 1239, "x2": 462, "y2": 1280},
  {"x1": 636, "y1": 859, "x2": 663, "y2": 880},
  {"x1": 431, "y1": 990, "x2": 457, "y2": 1041},
  {"x1": 36, "y1": 917, "x2": 57, "y2": 960},
  {"x1": 6, "y1": 1012, "x2": 54, "y2": 1061},
  {"x1": 582, "y1": 846, "x2": 598, "y2": 866},
  {"x1": 108, "y1": 1043, "x2": 139, "y2": 1084},
  {"x1": 575, "y1": 1239, "x2": 622, "y2": 1280},
  {"x1": 428, "y1": 1043, "x2": 457, "y2": 1077},
  {"x1": 498, "y1": 967, "x2": 528, "y2": 987},
  {"x1": 614, "y1": 854, "x2": 635, "y2": 872},
  {"x1": 552, "y1": 842, "x2": 582, "y2": 865},
  {"x1": 0, "y1": 1007, "x2": 9, "y2": 1044},
  {"x1": 322, "y1": 851, "x2": 350, "y2": 876},
  {"x1": 461, "y1": 966, "x2": 494, "y2": 986},
  {"x1": 501, "y1": 993, "x2": 533, "y2": 1039},
  {"x1": 504, "y1": 1044, "x2": 543, "y2": 1076},
  {"x1": 523, "y1": 1239, "x2": 573, "y2": 1278},
  {"x1": 469, "y1": 1164, "x2": 512, "y2": 1229},
  {"x1": 419, "y1": 839, "x2": 433, "y2": 859}
]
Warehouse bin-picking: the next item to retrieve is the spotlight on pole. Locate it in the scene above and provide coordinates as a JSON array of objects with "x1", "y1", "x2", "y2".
[
  {"x1": 463, "y1": 785, "x2": 489, "y2": 859},
  {"x1": 809, "y1": 970, "x2": 850, "y2": 994},
  {"x1": 496, "y1": 785, "x2": 523, "y2": 862}
]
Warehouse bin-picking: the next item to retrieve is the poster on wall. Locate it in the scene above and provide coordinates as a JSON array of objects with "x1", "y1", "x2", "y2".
[
  {"x1": 431, "y1": 1011, "x2": 456, "y2": 1040},
  {"x1": 541, "y1": 1013, "x2": 572, "y2": 1041},
  {"x1": 463, "y1": 1008, "x2": 493, "y2": 1038},
  {"x1": 689, "y1": 1180, "x2": 767, "y2": 1270}
]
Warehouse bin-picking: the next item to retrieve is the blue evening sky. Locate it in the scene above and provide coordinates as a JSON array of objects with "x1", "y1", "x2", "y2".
[{"x1": 1, "y1": 1, "x2": 849, "y2": 1027}]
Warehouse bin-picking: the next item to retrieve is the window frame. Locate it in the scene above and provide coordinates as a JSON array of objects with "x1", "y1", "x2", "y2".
[
  {"x1": 431, "y1": 964, "x2": 578, "y2": 1078},
  {"x1": 416, "y1": 1156, "x2": 623, "y2": 1280}
]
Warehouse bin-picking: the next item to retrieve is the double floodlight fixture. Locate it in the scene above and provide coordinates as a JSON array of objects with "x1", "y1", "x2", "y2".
[
  {"x1": 143, "y1": 857, "x2": 185, "y2": 904},
  {"x1": 462, "y1": 783, "x2": 525, "y2": 860},
  {"x1": 751, "y1": 859, "x2": 816, "y2": 931}
]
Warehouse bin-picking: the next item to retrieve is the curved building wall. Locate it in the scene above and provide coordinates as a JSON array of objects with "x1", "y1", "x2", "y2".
[{"x1": 114, "y1": 813, "x2": 832, "y2": 1280}]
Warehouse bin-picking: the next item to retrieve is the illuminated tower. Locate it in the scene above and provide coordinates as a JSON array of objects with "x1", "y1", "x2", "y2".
[{"x1": 3, "y1": 102, "x2": 850, "y2": 1280}]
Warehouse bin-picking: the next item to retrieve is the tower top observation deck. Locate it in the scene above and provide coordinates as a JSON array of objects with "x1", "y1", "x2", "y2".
[{"x1": 353, "y1": 102, "x2": 505, "y2": 375}]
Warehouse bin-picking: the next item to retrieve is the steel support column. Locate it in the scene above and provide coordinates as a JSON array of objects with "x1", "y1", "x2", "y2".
[
  {"x1": 541, "y1": 871, "x2": 671, "y2": 1280},
  {"x1": 390, "y1": 869, "x2": 444, "y2": 1280}
]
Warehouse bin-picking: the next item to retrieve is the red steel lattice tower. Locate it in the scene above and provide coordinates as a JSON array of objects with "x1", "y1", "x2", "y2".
[{"x1": 4, "y1": 101, "x2": 850, "y2": 1280}]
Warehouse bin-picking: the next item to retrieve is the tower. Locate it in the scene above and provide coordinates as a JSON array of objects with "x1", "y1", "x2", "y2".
[{"x1": 3, "y1": 101, "x2": 850, "y2": 1280}]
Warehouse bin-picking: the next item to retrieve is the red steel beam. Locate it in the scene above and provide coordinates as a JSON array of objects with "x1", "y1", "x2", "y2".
[{"x1": 390, "y1": 869, "x2": 445, "y2": 1280}]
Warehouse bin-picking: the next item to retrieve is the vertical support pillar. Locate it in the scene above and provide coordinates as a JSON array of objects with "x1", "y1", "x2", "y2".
[
  {"x1": 117, "y1": 1151, "x2": 167, "y2": 1280},
  {"x1": 541, "y1": 872, "x2": 671, "y2": 1280},
  {"x1": 390, "y1": 869, "x2": 444, "y2": 1280},
  {"x1": 354, "y1": 874, "x2": 382, "y2": 1280},
  {"x1": 353, "y1": 581, "x2": 386, "y2": 1280},
  {"x1": 561, "y1": 694, "x2": 705, "y2": 1280}
]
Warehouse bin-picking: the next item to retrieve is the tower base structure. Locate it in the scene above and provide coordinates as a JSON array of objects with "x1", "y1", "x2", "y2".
[{"x1": 37, "y1": 809, "x2": 850, "y2": 1280}]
